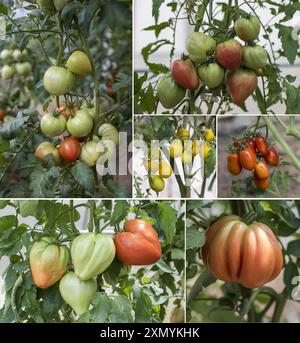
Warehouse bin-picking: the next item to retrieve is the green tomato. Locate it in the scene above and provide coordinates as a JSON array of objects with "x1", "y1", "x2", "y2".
[
  {"x1": 37, "y1": 0, "x2": 53, "y2": 9},
  {"x1": 43, "y1": 66, "x2": 76, "y2": 96},
  {"x1": 35, "y1": 141, "x2": 61, "y2": 165},
  {"x1": 198, "y1": 63, "x2": 225, "y2": 89},
  {"x1": 81, "y1": 104, "x2": 97, "y2": 121},
  {"x1": 242, "y1": 45, "x2": 268, "y2": 70},
  {"x1": 186, "y1": 32, "x2": 216, "y2": 63},
  {"x1": 98, "y1": 123, "x2": 119, "y2": 145},
  {"x1": 53, "y1": 0, "x2": 68, "y2": 11},
  {"x1": 66, "y1": 51, "x2": 92, "y2": 76},
  {"x1": 71, "y1": 233, "x2": 116, "y2": 281},
  {"x1": 67, "y1": 109, "x2": 93, "y2": 137},
  {"x1": 80, "y1": 141, "x2": 101, "y2": 166},
  {"x1": 40, "y1": 113, "x2": 66, "y2": 137},
  {"x1": 13, "y1": 49, "x2": 22, "y2": 61},
  {"x1": 157, "y1": 73, "x2": 186, "y2": 109},
  {"x1": 1, "y1": 65, "x2": 15, "y2": 80},
  {"x1": 0, "y1": 49, "x2": 13, "y2": 60},
  {"x1": 16, "y1": 62, "x2": 32, "y2": 76},
  {"x1": 149, "y1": 175, "x2": 165, "y2": 192},
  {"x1": 59, "y1": 272, "x2": 97, "y2": 316},
  {"x1": 235, "y1": 16, "x2": 260, "y2": 42}
]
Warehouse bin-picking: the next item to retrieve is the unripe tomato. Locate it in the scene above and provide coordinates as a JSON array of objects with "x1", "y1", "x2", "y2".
[
  {"x1": 227, "y1": 152, "x2": 242, "y2": 175},
  {"x1": 198, "y1": 63, "x2": 225, "y2": 89},
  {"x1": 43, "y1": 66, "x2": 76, "y2": 96},
  {"x1": 13, "y1": 49, "x2": 22, "y2": 61},
  {"x1": 80, "y1": 141, "x2": 101, "y2": 166},
  {"x1": 171, "y1": 59, "x2": 199, "y2": 90},
  {"x1": 225, "y1": 69, "x2": 258, "y2": 105},
  {"x1": 254, "y1": 172, "x2": 270, "y2": 190},
  {"x1": 201, "y1": 142, "x2": 211, "y2": 160},
  {"x1": 264, "y1": 148, "x2": 279, "y2": 166},
  {"x1": 255, "y1": 160, "x2": 270, "y2": 179},
  {"x1": 66, "y1": 51, "x2": 92, "y2": 76},
  {"x1": 16, "y1": 62, "x2": 32, "y2": 76},
  {"x1": 185, "y1": 32, "x2": 216, "y2": 63},
  {"x1": 157, "y1": 73, "x2": 186, "y2": 109},
  {"x1": 203, "y1": 128, "x2": 215, "y2": 141},
  {"x1": 235, "y1": 15, "x2": 260, "y2": 42},
  {"x1": 59, "y1": 138, "x2": 81, "y2": 161},
  {"x1": 216, "y1": 39, "x2": 242, "y2": 70},
  {"x1": 144, "y1": 159, "x2": 159, "y2": 173},
  {"x1": 169, "y1": 139, "x2": 183, "y2": 158},
  {"x1": 239, "y1": 147, "x2": 256, "y2": 170},
  {"x1": 35, "y1": 142, "x2": 61, "y2": 165},
  {"x1": 81, "y1": 104, "x2": 96, "y2": 121},
  {"x1": 159, "y1": 160, "x2": 172, "y2": 178},
  {"x1": 176, "y1": 127, "x2": 189, "y2": 140},
  {"x1": 1, "y1": 65, "x2": 15, "y2": 80},
  {"x1": 67, "y1": 109, "x2": 93, "y2": 137},
  {"x1": 0, "y1": 49, "x2": 13, "y2": 60},
  {"x1": 53, "y1": 0, "x2": 69, "y2": 11},
  {"x1": 192, "y1": 140, "x2": 201, "y2": 156},
  {"x1": 181, "y1": 151, "x2": 193, "y2": 164},
  {"x1": 170, "y1": 307, "x2": 185, "y2": 323},
  {"x1": 242, "y1": 45, "x2": 268, "y2": 70},
  {"x1": 202, "y1": 215, "x2": 283, "y2": 288},
  {"x1": 41, "y1": 112, "x2": 66, "y2": 137},
  {"x1": 98, "y1": 123, "x2": 119, "y2": 145},
  {"x1": 149, "y1": 175, "x2": 165, "y2": 192},
  {"x1": 0, "y1": 109, "x2": 5, "y2": 121},
  {"x1": 254, "y1": 136, "x2": 268, "y2": 155}
]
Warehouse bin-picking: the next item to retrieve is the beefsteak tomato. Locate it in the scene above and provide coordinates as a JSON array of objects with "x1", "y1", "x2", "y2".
[
  {"x1": 185, "y1": 32, "x2": 216, "y2": 63},
  {"x1": 171, "y1": 59, "x2": 199, "y2": 90},
  {"x1": 242, "y1": 45, "x2": 268, "y2": 70},
  {"x1": 157, "y1": 73, "x2": 186, "y2": 109},
  {"x1": 216, "y1": 39, "x2": 242, "y2": 70},
  {"x1": 198, "y1": 63, "x2": 224, "y2": 89},
  {"x1": 235, "y1": 15, "x2": 260, "y2": 42}
]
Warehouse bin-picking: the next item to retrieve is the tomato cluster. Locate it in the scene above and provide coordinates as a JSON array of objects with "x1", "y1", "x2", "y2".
[
  {"x1": 0, "y1": 48, "x2": 32, "y2": 80},
  {"x1": 36, "y1": 102, "x2": 119, "y2": 168},
  {"x1": 227, "y1": 133, "x2": 279, "y2": 190},
  {"x1": 157, "y1": 15, "x2": 267, "y2": 109},
  {"x1": 146, "y1": 126, "x2": 215, "y2": 193}
]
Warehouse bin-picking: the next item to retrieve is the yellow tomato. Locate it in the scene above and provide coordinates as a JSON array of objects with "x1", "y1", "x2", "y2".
[
  {"x1": 201, "y1": 142, "x2": 212, "y2": 160},
  {"x1": 159, "y1": 160, "x2": 172, "y2": 178},
  {"x1": 204, "y1": 128, "x2": 215, "y2": 141},
  {"x1": 170, "y1": 139, "x2": 183, "y2": 158},
  {"x1": 144, "y1": 159, "x2": 159, "y2": 173},
  {"x1": 176, "y1": 127, "x2": 189, "y2": 140}
]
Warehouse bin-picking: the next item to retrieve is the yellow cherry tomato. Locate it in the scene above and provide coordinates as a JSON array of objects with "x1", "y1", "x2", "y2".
[
  {"x1": 159, "y1": 160, "x2": 173, "y2": 178},
  {"x1": 204, "y1": 128, "x2": 215, "y2": 141},
  {"x1": 176, "y1": 127, "x2": 189, "y2": 141}
]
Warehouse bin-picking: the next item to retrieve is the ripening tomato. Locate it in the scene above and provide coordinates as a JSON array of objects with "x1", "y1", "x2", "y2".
[
  {"x1": 227, "y1": 152, "x2": 242, "y2": 175},
  {"x1": 35, "y1": 142, "x2": 61, "y2": 165},
  {"x1": 254, "y1": 172, "x2": 270, "y2": 190},
  {"x1": 59, "y1": 138, "x2": 81, "y2": 161},
  {"x1": 255, "y1": 160, "x2": 270, "y2": 180},
  {"x1": 171, "y1": 59, "x2": 199, "y2": 90},
  {"x1": 238, "y1": 147, "x2": 256, "y2": 170},
  {"x1": 264, "y1": 148, "x2": 279, "y2": 166},
  {"x1": 254, "y1": 136, "x2": 268, "y2": 155}
]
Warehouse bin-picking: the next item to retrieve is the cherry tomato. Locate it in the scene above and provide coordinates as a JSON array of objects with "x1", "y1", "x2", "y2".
[
  {"x1": 247, "y1": 139, "x2": 256, "y2": 152},
  {"x1": 264, "y1": 148, "x2": 279, "y2": 166},
  {"x1": 59, "y1": 138, "x2": 81, "y2": 161},
  {"x1": 254, "y1": 136, "x2": 268, "y2": 155},
  {"x1": 227, "y1": 152, "x2": 242, "y2": 175},
  {"x1": 254, "y1": 172, "x2": 270, "y2": 190},
  {"x1": 238, "y1": 147, "x2": 256, "y2": 170},
  {"x1": 254, "y1": 160, "x2": 270, "y2": 179}
]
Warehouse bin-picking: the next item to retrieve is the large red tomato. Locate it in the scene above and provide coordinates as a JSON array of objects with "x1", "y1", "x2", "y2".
[
  {"x1": 202, "y1": 215, "x2": 283, "y2": 288},
  {"x1": 171, "y1": 59, "x2": 199, "y2": 90},
  {"x1": 114, "y1": 219, "x2": 162, "y2": 265}
]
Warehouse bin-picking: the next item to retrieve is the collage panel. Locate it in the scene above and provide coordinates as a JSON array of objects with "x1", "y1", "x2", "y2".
[
  {"x1": 0, "y1": 1, "x2": 132, "y2": 198},
  {"x1": 186, "y1": 200, "x2": 300, "y2": 323},
  {"x1": 134, "y1": 1, "x2": 300, "y2": 115},
  {"x1": 134, "y1": 116, "x2": 216, "y2": 198},
  {"x1": 218, "y1": 115, "x2": 300, "y2": 198},
  {"x1": 0, "y1": 199, "x2": 185, "y2": 323}
]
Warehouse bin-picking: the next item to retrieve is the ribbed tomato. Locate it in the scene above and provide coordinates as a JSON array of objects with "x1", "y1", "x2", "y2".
[
  {"x1": 264, "y1": 148, "x2": 279, "y2": 166},
  {"x1": 171, "y1": 59, "x2": 199, "y2": 90},
  {"x1": 59, "y1": 138, "x2": 81, "y2": 161},
  {"x1": 202, "y1": 215, "x2": 283, "y2": 288},
  {"x1": 227, "y1": 152, "x2": 242, "y2": 175},
  {"x1": 238, "y1": 147, "x2": 256, "y2": 170},
  {"x1": 114, "y1": 219, "x2": 162, "y2": 265}
]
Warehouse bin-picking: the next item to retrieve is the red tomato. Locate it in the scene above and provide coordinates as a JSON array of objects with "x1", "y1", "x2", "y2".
[
  {"x1": 264, "y1": 148, "x2": 279, "y2": 166},
  {"x1": 254, "y1": 172, "x2": 270, "y2": 190},
  {"x1": 254, "y1": 136, "x2": 268, "y2": 155},
  {"x1": 0, "y1": 109, "x2": 5, "y2": 121},
  {"x1": 238, "y1": 147, "x2": 256, "y2": 170},
  {"x1": 171, "y1": 59, "x2": 199, "y2": 90},
  {"x1": 247, "y1": 139, "x2": 256, "y2": 152},
  {"x1": 59, "y1": 138, "x2": 81, "y2": 161},
  {"x1": 255, "y1": 160, "x2": 270, "y2": 179},
  {"x1": 227, "y1": 152, "x2": 242, "y2": 175}
]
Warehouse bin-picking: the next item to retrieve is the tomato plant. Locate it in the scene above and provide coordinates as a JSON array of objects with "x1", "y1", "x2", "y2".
[
  {"x1": 134, "y1": 1, "x2": 300, "y2": 114},
  {"x1": 186, "y1": 200, "x2": 300, "y2": 322},
  {"x1": 0, "y1": 199, "x2": 185, "y2": 323},
  {"x1": 0, "y1": 1, "x2": 132, "y2": 198}
]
